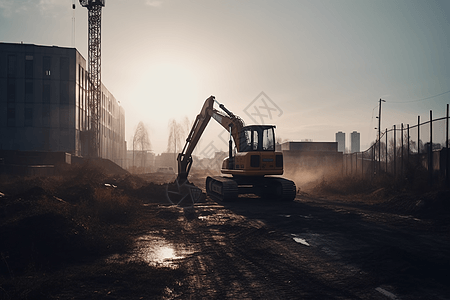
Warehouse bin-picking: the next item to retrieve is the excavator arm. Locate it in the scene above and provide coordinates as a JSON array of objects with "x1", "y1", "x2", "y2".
[{"x1": 177, "y1": 95, "x2": 244, "y2": 181}]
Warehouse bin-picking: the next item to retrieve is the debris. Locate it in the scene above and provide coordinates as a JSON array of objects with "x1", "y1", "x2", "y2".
[{"x1": 375, "y1": 287, "x2": 398, "y2": 299}]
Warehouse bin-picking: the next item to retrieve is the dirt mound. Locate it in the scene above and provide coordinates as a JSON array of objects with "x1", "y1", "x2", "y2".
[
  {"x1": 131, "y1": 182, "x2": 168, "y2": 204},
  {"x1": 72, "y1": 157, "x2": 128, "y2": 176}
]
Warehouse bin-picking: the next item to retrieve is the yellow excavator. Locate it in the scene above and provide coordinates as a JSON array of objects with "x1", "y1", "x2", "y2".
[{"x1": 177, "y1": 95, "x2": 296, "y2": 201}]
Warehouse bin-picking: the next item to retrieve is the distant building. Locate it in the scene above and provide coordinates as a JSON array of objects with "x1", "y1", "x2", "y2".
[
  {"x1": 279, "y1": 141, "x2": 342, "y2": 175},
  {"x1": 280, "y1": 141, "x2": 338, "y2": 152},
  {"x1": 126, "y1": 150, "x2": 155, "y2": 173},
  {"x1": 335, "y1": 131, "x2": 345, "y2": 153},
  {"x1": 155, "y1": 152, "x2": 177, "y2": 171},
  {"x1": 0, "y1": 42, "x2": 126, "y2": 167},
  {"x1": 192, "y1": 151, "x2": 227, "y2": 171},
  {"x1": 351, "y1": 131, "x2": 360, "y2": 153}
]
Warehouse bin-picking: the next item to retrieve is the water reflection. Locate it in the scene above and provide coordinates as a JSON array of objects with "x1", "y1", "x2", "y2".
[
  {"x1": 137, "y1": 235, "x2": 189, "y2": 267},
  {"x1": 107, "y1": 234, "x2": 194, "y2": 268}
]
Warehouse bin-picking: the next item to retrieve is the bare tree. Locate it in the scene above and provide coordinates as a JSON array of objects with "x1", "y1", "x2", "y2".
[
  {"x1": 182, "y1": 116, "x2": 191, "y2": 138},
  {"x1": 132, "y1": 121, "x2": 151, "y2": 173},
  {"x1": 166, "y1": 119, "x2": 184, "y2": 154}
]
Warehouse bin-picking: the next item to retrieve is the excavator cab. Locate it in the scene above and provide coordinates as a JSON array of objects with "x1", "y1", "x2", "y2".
[
  {"x1": 239, "y1": 125, "x2": 276, "y2": 152},
  {"x1": 221, "y1": 124, "x2": 283, "y2": 177}
]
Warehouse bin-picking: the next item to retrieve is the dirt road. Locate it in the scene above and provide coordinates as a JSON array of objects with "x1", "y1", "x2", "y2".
[
  {"x1": 2, "y1": 170, "x2": 448, "y2": 299},
  {"x1": 150, "y1": 189, "x2": 450, "y2": 299}
]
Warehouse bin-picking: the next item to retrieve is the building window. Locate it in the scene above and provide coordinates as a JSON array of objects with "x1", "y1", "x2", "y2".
[
  {"x1": 43, "y1": 82, "x2": 51, "y2": 103},
  {"x1": 25, "y1": 56, "x2": 34, "y2": 79},
  {"x1": 43, "y1": 56, "x2": 51, "y2": 77},
  {"x1": 7, "y1": 55, "x2": 16, "y2": 77},
  {"x1": 78, "y1": 64, "x2": 81, "y2": 85},
  {"x1": 78, "y1": 65, "x2": 82, "y2": 108},
  {"x1": 7, "y1": 103, "x2": 15, "y2": 127},
  {"x1": 81, "y1": 66, "x2": 84, "y2": 88},
  {"x1": 24, "y1": 106, "x2": 33, "y2": 127}
]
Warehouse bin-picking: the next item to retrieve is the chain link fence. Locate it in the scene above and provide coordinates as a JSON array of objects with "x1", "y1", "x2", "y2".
[{"x1": 344, "y1": 104, "x2": 449, "y2": 187}]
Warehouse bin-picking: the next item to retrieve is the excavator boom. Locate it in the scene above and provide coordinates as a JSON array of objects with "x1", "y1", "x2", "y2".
[{"x1": 177, "y1": 96, "x2": 244, "y2": 181}]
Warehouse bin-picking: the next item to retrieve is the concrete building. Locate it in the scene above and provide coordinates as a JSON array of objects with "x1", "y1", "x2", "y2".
[
  {"x1": 335, "y1": 131, "x2": 345, "y2": 153},
  {"x1": 350, "y1": 131, "x2": 360, "y2": 153},
  {"x1": 126, "y1": 150, "x2": 155, "y2": 173},
  {"x1": 280, "y1": 141, "x2": 342, "y2": 176},
  {"x1": 155, "y1": 152, "x2": 178, "y2": 171},
  {"x1": 0, "y1": 42, "x2": 126, "y2": 167}
]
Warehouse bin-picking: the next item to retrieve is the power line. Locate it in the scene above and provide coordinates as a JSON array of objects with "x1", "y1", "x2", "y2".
[{"x1": 389, "y1": 90, "x2": 450, "y2": 103}]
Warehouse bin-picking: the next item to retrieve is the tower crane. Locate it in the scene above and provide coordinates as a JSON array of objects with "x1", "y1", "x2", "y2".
[{"x1": 79, "y1": 0, "x2": 105, "y2": 157}]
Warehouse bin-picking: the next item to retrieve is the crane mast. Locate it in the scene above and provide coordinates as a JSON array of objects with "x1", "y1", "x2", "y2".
[{"x1": 79, "y1": 0, "x2": 105, "y2": 157}]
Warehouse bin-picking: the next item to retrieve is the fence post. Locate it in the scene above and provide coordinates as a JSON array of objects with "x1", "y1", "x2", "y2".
[
  {"x1": 372, "y1": 145, "x2": 375, "y2": 176},
  {"x1": 401, "y1": 123, "x2": 404, "y2": 179},
  {"x1": 418, "y1": 115, "x2": 421, "y2": 166},
  {"x1": 446, "y1": 104, "x2": 449, "y2": 186},
  {"x1": 350, "y1": 153, "x2": 353, "y2": 176},
  {"x1": 377, "y1": 136, "x2": 380, "y2": 175},
  {"x1": 429, "y1": 110, "x2": 433, "y2": 186},
  {"x1": 385, "y1": 128, "x2": 388, "y2": 173},
  {"x1": 346, "y1": 153, "x2": 348, "y2": 176},
  {"x1": 394, "y1": 124, "x2": 396, "y2": 177},
  {"x1": 362, "y1": 151, "x2": 364, "y2": 178},
  {"x1": 347, "y1": 154, "x2": 349, "y2": 176},
  {"x1": 407, "y1": 124, "x2": 410, "y2": 163}
]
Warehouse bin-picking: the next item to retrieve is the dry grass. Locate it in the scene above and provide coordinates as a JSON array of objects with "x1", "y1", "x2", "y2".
[{"x1": 307, "y1": 167, "x2": 450, "y2": 220}]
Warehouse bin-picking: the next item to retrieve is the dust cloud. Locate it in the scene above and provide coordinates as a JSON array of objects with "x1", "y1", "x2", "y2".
[{"x1": 284, "y1": 165, "x2": 343, "y2": 192}]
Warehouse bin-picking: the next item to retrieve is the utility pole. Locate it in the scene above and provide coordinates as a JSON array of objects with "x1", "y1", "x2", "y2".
[
  {"x1": 79, "y1": 0, "x2": 105, "y2": 158},
  {"x1": 376, "y1": 99, "x2": 386, "y2": 173}
]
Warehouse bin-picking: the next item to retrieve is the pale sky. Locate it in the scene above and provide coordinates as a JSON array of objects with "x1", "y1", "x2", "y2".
[{"x1": 1, "y1": 0, "x2": 449, "y2": 155}]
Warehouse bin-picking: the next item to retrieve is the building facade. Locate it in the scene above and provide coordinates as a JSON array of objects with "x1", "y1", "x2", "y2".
[
  {"x1": 0, "y1": 42, "x2": 126, "y2": 167},
  {"x1": 279, "y1": 141, "x2": 343, "y2": 180},
  {"x1": 335, "y1": 131, "x2": 345, "y2": 153},
  {"x1": 350, "y1": 131, "x2": 360, "y2": 153}
]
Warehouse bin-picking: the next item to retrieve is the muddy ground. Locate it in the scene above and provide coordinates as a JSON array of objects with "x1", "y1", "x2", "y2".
[{"x1": 1, "y1": 169, "x2": 449, "y2": 299}]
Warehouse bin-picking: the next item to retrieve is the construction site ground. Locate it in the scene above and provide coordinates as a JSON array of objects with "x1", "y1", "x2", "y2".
[{"x1": 0, "y1": 169, "x2": 449, "y2": 299}]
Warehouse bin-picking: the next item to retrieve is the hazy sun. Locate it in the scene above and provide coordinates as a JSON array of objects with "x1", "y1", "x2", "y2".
[{"x1": 136, "y1": 61, "x2": 201, "y2": 115}]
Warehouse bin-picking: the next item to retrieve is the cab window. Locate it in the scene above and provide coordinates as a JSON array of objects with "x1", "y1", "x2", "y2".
[
  {"x1": 252, "y1": 130, "x2": 259, "y2": 151},
  {"x1": 262, "y1": 128, "x2": 274, "y2": 150}
]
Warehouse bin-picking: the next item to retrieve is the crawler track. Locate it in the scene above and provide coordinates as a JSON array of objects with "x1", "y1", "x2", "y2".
[{"x1": 205, "y1": 176, "x2": 296, "y2": 202}]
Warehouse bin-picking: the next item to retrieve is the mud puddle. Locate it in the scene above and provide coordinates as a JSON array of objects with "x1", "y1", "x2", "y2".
[{"x1": 108, "y1": 233, "x2": 195, "y2": 268}]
